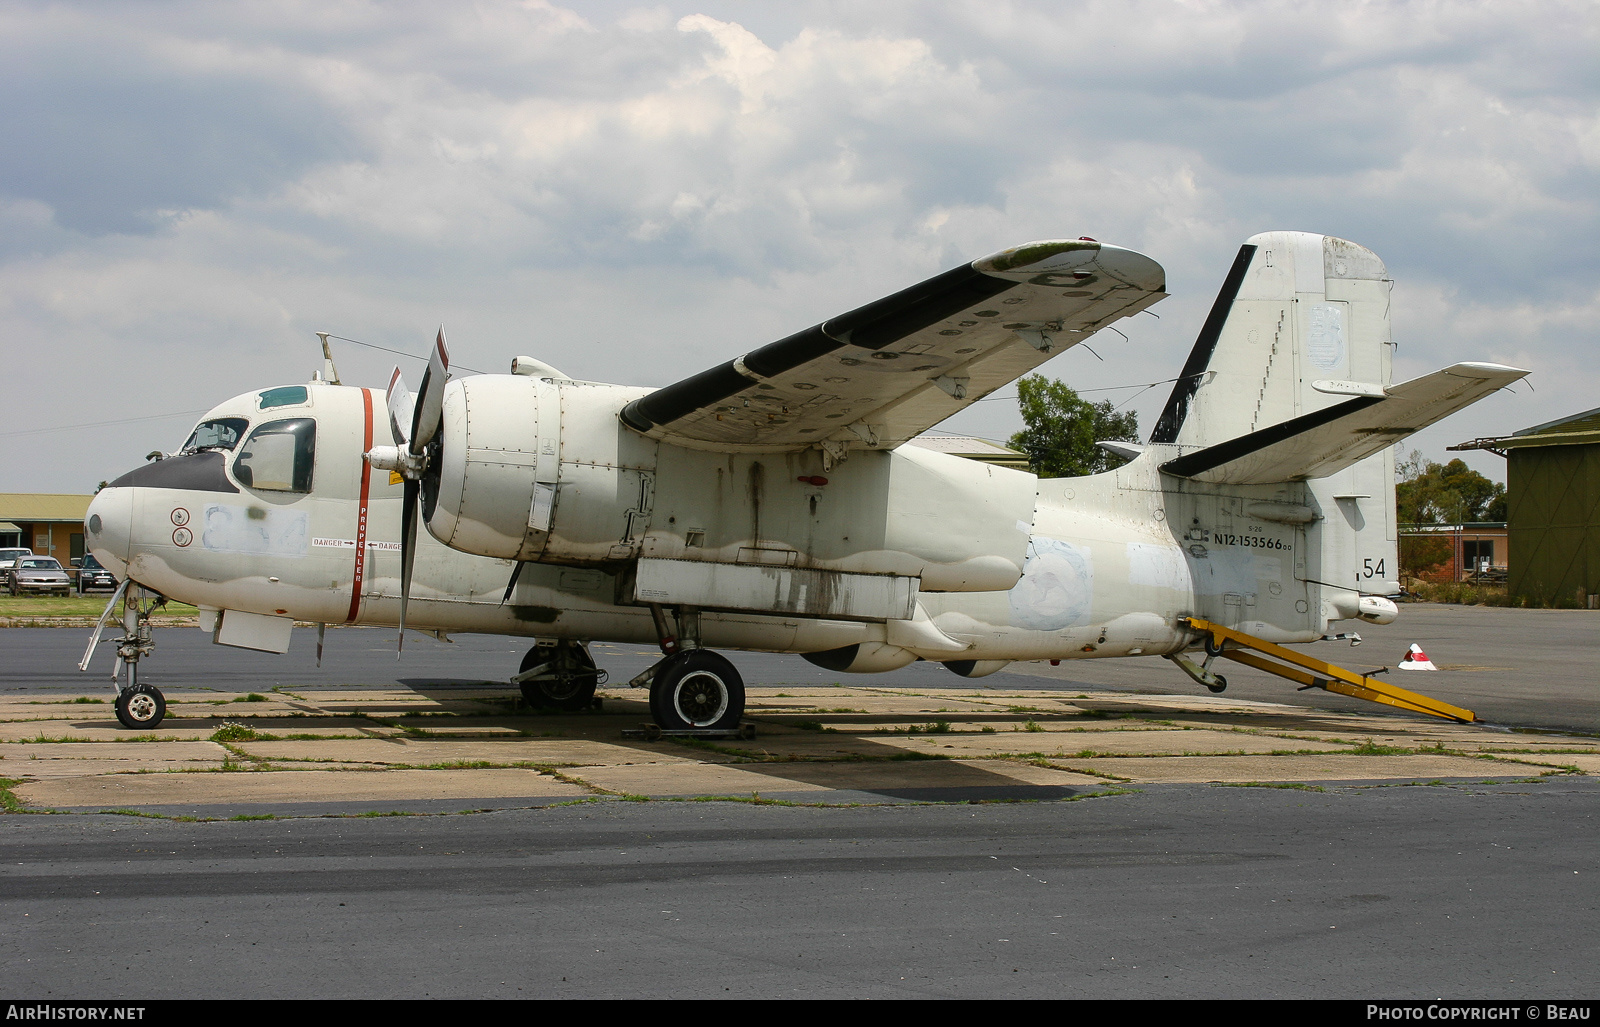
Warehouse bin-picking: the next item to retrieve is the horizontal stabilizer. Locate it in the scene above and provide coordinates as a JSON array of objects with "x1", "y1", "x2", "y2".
[{"x1": 1160, "y1": 362, "x2": 1529, "y2": 484}]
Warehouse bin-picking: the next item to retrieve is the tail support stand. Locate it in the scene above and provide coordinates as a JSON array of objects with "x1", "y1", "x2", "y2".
[{"x1": 1179, "y1": 617, "x2": 1475, "y2": 723}]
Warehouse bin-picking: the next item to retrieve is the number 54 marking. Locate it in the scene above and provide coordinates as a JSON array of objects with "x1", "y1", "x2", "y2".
[{"x1": 1362, "y1": 558, "x2": 1387, "y2": 579}]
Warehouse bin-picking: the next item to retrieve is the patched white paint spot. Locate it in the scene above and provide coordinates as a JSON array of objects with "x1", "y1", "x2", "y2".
[
  {"x1": 201, "y1": 504, "x2": 308, "y2": 558},
  {"x1": 1008, "y1": 538, "x2": 1092, "y2": 631},
  {"x1": 1307, "y1": 304, "x2": 1345, "y2": 371},
  {"x1": 1127, "y1": 543, "x2": 1190, "y2": 591}
]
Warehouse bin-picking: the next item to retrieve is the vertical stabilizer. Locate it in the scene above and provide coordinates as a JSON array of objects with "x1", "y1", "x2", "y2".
[
  {"x1": 1155, "y1": 232, "x2": 1401, "y2": 625},
  {"x1": 1151, "y1": 232, "x2": 1393, "y2": 449}
]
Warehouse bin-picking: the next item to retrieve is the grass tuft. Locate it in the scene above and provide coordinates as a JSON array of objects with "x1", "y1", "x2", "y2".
[{"x1": 1215, "y1": 782, "x2": 1327, "y2": 792}]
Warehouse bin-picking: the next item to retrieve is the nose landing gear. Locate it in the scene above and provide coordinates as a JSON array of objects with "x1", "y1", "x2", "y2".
[{"x1": 80, "y1": 582, "x2": 169, "y2": 729}]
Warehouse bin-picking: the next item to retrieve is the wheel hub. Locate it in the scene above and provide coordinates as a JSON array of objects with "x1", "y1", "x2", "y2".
[
  {"x1": 675, "y1": 673, "x2": 728, "y2": 726},
  {"x1": 126, "y1": 693, "x2": 158, "y2": 722}
]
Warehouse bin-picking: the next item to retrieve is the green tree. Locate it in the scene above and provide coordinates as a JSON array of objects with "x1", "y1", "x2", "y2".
[
  {"x1": 1395, "y1": 450, "x2": 1507, "y2": 524},
  {"x1": 1008, "y1": 375, "x2": 1140, "y2": 478}
]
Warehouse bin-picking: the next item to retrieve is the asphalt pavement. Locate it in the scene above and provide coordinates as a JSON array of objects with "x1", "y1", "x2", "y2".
[{"x1": 3, "y1": 779, "x2": 1595, "y2": 999}]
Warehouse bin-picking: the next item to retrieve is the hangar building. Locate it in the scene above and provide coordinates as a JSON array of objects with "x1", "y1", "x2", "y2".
[{"x1": 1453, "y1": 407, "x2": 1600, "y2": 607}]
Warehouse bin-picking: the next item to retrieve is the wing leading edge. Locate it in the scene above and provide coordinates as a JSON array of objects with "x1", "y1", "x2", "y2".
[{"x1": 619, "y1": 240, "x2": 1166, "y2": 458}]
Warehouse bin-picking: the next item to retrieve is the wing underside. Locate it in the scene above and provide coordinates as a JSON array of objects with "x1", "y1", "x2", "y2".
[{"x1": 620, "y1": 240, "x2": 1167, "y2": 455}]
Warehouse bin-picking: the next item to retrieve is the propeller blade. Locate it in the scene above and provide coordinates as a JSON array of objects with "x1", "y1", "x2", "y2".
[
  {"x1": 386, "y1": 366, "x2": 415, "y2": 449},
  {"x1": 410, "y1": 328, "x2": 450, "y2": 454},
  {"x1": 397, "y1": 478, "x2": 419, "y2": 655}
]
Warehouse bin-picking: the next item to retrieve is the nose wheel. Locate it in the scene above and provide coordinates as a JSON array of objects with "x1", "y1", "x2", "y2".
[{"x1": 115, "y1": 684, "x2": 166, "y2": 729}]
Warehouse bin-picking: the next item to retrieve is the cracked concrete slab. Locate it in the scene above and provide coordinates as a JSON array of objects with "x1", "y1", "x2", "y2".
[
  {"x1": 1, "y1": 677, "x2": 1591, "y2": 814},
  {"x1": 233, "y1": 737, "x2": 723, "y2": 768},
  {"x1": 1042, "y1": 753, "x2": 1544, "y2": 784},
  {"x1": 15, "y1": 767, "x2": 587, "y2": 808}
]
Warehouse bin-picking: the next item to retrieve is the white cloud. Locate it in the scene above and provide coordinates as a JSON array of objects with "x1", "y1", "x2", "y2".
[{"x1": 0, "y1": 0, "x2": 1594, "y2": 490}]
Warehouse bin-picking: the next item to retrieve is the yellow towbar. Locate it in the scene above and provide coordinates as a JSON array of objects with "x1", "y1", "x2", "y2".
[{"x1": 1178, "y1": 617, "x2": 1475, "y2": 724}]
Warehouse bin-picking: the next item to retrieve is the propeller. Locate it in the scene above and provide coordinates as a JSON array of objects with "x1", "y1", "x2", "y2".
[{"x1": 365, "y1": 328, "x2": 450, "y2": 654}]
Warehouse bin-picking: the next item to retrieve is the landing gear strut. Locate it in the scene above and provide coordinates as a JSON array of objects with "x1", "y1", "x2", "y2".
[
  {"x1": 80, "y1": 582, "x2": 169, "y2": 729},
  {"x1": 513, "y1": 640, "x2": 605, "y2": 710}
]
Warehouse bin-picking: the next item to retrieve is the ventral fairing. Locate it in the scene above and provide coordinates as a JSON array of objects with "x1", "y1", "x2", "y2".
[{"x1": 83, "y1": 232, "x2": 1524, "y2": 731}]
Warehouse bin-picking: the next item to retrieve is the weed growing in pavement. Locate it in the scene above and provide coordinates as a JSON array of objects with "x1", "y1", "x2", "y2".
[
  {"x1": 1214, "y1": 782, "x2": 1326, "y2": 792},
  {"x1": 1348, "y1": 739, "x2": 1412, "y2": 756},
  {"x1": 210, "y1": 723, "x2": 258, "y2": 742}
]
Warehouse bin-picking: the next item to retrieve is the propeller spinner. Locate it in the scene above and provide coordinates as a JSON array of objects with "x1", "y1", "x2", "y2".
[{"x1": 364, "y1": 328, "x2": 450, "y2": 653}]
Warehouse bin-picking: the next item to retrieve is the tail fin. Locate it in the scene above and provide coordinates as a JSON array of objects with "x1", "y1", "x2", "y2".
[
  {"x1": 1151, "y1": 233, "x2": 1523, "y2": 620},
  {"x1": 1151, "y1": 231, "x2": 1394, "y2": 449}
]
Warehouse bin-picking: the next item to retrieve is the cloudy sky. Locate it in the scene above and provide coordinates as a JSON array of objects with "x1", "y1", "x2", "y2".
[{"x1": 2, "y1": 0, "x2": 1595, "y2": 493}]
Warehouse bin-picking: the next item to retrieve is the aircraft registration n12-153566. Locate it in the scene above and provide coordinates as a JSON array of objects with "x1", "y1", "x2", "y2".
[{"x1": 81, "y1": 231, "x2": 1524, "y2": 731}]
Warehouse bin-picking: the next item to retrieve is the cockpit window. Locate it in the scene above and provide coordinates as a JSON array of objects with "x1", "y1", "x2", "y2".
[
  {"x1": 181, "y1": 418, "x2": 249, "y2": 454},
  {"x1": 233, "y1": 418, "x2": 316, "y2": 493},
  {"x1": 259, "y1": 386, "x2": 309, "y2": 409}
]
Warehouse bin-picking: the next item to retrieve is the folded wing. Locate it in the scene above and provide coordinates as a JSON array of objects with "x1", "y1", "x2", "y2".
[{"x1": 619, "y1": 240, "x2": 1166, "y2": 454}]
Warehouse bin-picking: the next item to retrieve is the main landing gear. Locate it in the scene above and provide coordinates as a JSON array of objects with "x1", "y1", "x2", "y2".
[
  {"x1": 511, "y1": 607, "x2": 748, "y2": 732},
  {"x1": 648, "y1": 649, "x2": 745, "y2": 731},
  {"x1": 79, "y1": 582, "x2": 169, "y2": 729},
  {"x1": 630, "y1": 604, "x2": 747, "y2": 732},
  {"x1": 513, "y1": 639, "x2": 605, "y2": 710}
]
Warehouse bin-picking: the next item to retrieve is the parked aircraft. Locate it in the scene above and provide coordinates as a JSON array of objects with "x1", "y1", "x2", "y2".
[{"x1": 82, "y1": 232, "x2": 1525, "y2": 730}]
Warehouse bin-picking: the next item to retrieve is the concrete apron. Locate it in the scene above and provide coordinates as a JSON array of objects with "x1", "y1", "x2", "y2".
[{"x1": 2, "y1": 686, "x2": 1593, "y2": 817}]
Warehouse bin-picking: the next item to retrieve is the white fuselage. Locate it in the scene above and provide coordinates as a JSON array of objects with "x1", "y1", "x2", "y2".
[{"x1": 87, "y1": 377, "x2": 1380, "y2": 671}]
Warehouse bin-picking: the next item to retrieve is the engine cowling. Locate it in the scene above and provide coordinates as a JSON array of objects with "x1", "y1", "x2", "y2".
[
  {"x1": 426, "y1": 374, "x2": 550, "y2": 561},
  {"x1": 425, "y1": 374, "x2": 659, "y2": 564}
]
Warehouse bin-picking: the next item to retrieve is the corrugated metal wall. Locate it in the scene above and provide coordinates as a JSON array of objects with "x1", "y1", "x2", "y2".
[{"x1": 1508, "y1": 443, "x2": 1600, "y2": 605}]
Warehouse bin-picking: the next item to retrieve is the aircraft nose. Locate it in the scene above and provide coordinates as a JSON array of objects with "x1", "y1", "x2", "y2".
[{"x1": 85, "y1": 486, "x2": 133, "y2": 577}]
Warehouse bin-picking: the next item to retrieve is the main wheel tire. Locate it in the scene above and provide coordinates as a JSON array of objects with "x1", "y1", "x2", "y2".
[
  {"x1": 115, "y1": 685, "x2": 166, "y2": 729},
  {"x1": 1206, "y1": 675, "x2": 1228, "y2": 694},
  {"x1": 518, "y1": 642, "x2": 599, "y2": 711},
  {"x1": 649, "y1": 650, "x2": 745, "y2": 730}
]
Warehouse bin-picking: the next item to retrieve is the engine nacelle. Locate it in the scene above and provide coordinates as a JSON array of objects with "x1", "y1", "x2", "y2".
[{"x1": 426, "y1": 375, "x2": 659, "y2": 563}]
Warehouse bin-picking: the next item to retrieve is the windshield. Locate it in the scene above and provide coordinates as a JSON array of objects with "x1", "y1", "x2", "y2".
[
  {"x1": 182, "y1": 417, "x2": 250, "y2": 454},
  {"x1": 21, "y1": 558, "x2": 60, "y2": 569},
  {"x1": 82, "y1": 555, "x2": 103, "y2": 570}
]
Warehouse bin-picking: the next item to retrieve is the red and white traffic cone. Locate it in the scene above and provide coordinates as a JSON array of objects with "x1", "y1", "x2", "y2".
[{"x1": 1397, "y1": 643, "x2": 1437, "y2": 671}]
